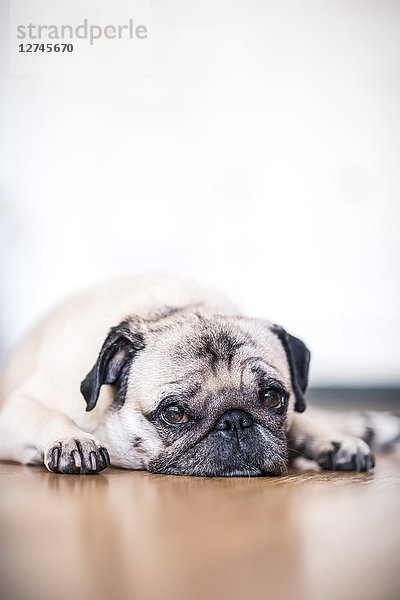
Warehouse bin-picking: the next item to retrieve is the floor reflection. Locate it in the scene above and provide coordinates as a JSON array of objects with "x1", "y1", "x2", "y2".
[{"x1": 0, "y1": 452, "x2": 399, "y2": 600}]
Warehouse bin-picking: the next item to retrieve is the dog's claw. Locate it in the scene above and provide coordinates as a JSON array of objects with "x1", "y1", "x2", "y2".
[
  {"x1": 72, "y1": 449, "x2": 82, "y2": 469},
  {"x1": 48, "y1": 446, "x2": 60, "y2": 472},
  {"x1": 89, "y1": 451, "x2": 97, "y2": 471},
  {"x1": 317, "y1": 450, "x2": 333, "y2": 470},
  {"x1": 366, "y1": 454, "x2": 375, "y2": 470},
  {"x1": 44, "y1": 437, "x2": 110, "y2": 475},
  {"x1": 100, "y1": 448, "x2": 111, "y2": 467}
]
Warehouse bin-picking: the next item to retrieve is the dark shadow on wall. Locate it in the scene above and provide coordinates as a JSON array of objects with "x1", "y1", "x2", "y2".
[{"x1": 308, "y1": 387, "x2": 400, "y2": 412}]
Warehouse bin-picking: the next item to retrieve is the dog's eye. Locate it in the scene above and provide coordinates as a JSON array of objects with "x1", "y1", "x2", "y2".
[
  {"x1": 162, "y1": 404, "x2": 189, "y2": 425},
  {"x1": 261, "y1": 389, "x2": 284, "y2": 409}
]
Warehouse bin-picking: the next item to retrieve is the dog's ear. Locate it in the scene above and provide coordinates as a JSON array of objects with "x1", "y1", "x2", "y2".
[
  {"x1": 80, "y1": 320, "x2": 145, "y2": 412},
  {"x1": 271, "y1": 325, "x2": 311, "y2": 413}
]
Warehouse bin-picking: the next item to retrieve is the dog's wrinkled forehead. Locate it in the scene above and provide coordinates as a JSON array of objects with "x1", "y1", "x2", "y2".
[{"x1": 129, "y1": 314, "x2": 291, "y2": 411}]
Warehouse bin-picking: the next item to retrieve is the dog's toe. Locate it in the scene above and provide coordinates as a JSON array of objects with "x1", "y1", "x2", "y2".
[
  {"x1": 316, "y1": 438, "x2": 374, "y2": 472},
  {"x1": 44, "y1": 437, "x2": 110, "y2": 474}
]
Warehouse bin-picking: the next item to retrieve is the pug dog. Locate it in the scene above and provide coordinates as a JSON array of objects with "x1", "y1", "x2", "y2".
[{"x1": 0, "y1": 277, "x2": 377, "y2": 476}]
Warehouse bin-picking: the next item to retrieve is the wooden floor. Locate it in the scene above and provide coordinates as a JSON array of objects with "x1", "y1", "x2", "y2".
[{"x1": 0, "y1": 447, "x2": 399, "y2": 600}]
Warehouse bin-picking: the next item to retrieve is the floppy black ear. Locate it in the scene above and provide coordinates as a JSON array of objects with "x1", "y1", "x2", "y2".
[
  {"x1": 272, "y1": 325, "x2": 311, "y2": 413},
  {"x1": 80, "y1": 320, "x2": 145, "y2": 412}
]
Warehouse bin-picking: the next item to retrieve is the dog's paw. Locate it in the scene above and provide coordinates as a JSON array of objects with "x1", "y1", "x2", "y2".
[
  {"x1": 315, "y1": 437, "x2": 374, "y2": 472},
  {"x1": 44, "y1": 436, "x2": 111, "y2": 474}
]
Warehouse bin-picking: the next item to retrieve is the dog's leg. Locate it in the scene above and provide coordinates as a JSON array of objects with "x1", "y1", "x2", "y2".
[
  {"x1": 313, "y1": 409, "x2": 400, "y2": 452},
  {"x1": 288, "y1": 411, "x2": 375, "y2": 472},
  {"x1": 0, "y1": 392, "x2": 110, "y2": 474}
]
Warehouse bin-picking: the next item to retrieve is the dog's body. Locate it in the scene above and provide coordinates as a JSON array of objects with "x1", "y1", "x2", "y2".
[{"x1": 0, "y1": 277, "x2": 378, "y2": 476}]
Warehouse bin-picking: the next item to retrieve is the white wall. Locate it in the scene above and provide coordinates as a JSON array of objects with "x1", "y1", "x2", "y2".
[{"x1": 1, "y1": 0, "x2": 399, "y2": 385}]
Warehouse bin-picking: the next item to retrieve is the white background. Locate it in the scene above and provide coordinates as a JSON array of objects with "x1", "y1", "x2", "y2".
[{"x1": 1, "y1": 0, "x2": 399, "y2": 385}]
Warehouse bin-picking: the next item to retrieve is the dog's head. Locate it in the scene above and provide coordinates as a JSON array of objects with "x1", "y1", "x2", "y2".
[{"x1": 81, "y1": 307, "x2": 310, "y2": 476}]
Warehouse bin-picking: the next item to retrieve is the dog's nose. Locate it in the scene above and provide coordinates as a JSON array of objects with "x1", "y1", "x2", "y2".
[{"x1": 214, "y1": 409, "x2": 254, "y2": 432}]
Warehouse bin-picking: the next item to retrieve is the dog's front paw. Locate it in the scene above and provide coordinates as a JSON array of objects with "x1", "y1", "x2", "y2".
[
  {"x1": 315, "y1": 437, "x2": 374, "y2": 472},
  {"x1": 44, "y1": 436, "x2": 111, "y2": 474}
]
